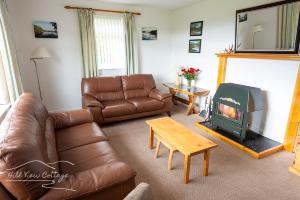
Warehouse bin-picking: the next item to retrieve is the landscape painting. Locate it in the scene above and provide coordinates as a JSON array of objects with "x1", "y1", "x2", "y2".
[
  {"x1": 33, "y1": 21, "x2": 58, "y2": 38},
  {"x1": 189, "y1": 39, "x2": 201, "y2": 53},
  {"x1": 190, "y1": 21, "x2": 203, "y2": 36},
  {"x1": 142, "y1": 27, "x2": 157, "y2": 40}
]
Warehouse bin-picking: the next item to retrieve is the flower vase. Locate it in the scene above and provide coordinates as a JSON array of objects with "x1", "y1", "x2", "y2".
[{"x1": 187, "y1": 80, "x2": 192, "y2": 88}]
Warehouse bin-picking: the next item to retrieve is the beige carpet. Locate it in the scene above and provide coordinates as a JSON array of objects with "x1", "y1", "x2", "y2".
[{"x1": 102, "y1": 105, "x2": 300, "y2": 200}]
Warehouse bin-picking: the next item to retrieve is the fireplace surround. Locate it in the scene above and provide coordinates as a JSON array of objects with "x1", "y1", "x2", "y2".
[
  {"x1": 196, "y1": 53, "x2": 299, "y2": 158},
  {"x1": 214, "y1": 53, "x2": 300, "y2": 152}
]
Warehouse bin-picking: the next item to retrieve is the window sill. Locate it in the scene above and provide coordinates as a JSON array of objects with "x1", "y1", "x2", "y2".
[{"x1": 0, "y1": 104, "x2": 10, "y2": 124}]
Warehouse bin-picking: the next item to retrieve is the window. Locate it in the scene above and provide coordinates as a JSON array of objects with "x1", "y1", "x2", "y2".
[
  {"x1": 0, "y1": 51, "x2": 10, "y2": 120},
  {"x1": 94, "y1": 15, "x2": 126, "y2": 71},
  {"x1": 0, "y1": 0, "x2": 22, "y2": 118},
  {"x1": 0, "y1": 54, "x2": 9, "y2": 105}
]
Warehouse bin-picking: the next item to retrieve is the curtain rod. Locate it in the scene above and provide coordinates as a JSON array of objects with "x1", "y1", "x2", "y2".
[{"x1": 64, "y1": 6, "x2": 141, "y2": 15}]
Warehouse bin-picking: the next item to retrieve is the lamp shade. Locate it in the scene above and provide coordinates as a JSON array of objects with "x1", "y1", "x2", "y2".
[
  {"x1": 253, "y1": 24, "x2": 263, "y2": 33},
  {"x1": 31, "y1": 47, "x2": 51, "y2": 59}
]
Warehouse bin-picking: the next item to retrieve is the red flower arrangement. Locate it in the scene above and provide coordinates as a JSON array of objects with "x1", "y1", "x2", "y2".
[{"x1": 180, "y1": 67, "x2": 201, "y2": 81}]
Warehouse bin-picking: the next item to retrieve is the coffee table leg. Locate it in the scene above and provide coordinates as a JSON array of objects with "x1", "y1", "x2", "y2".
[
  {"x1": 184, "y1": 155, "x2": 191, "y2": 184},
  {"x1": 149, "y1": 127, "x2": 154, "y2": 149},
  {"x1": 168, "y1": 149, "x2": 174, "y2": 170},
  {"x1": 203, "y1": 150, "x2": 210, "y2": 176},
  {"x1": 154, "y1": 140, "x2": 161, "y2": 159}
]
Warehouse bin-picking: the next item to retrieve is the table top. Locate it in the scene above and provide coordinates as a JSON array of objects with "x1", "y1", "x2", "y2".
[
  {"x1": 163, "y1": 83, "x2": 210, "y2": 96},
  {"x1": 146, "y1": 117, "x2": 218, "y2": 155}
]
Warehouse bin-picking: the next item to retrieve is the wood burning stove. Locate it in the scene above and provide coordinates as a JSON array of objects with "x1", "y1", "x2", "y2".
[{"x1": 211, "y1": 83, "x2": 264, "y2": 142}]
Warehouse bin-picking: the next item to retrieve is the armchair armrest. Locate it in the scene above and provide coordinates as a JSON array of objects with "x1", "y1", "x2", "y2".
[
  {"x1": 50, "y1": 109, "x2": 94, "y2": 130},
  {"x1": 149, "y1": 89, "x2": 172, "y2": 101},
  {"x1": 82, "y1": 95, "x2": 104, "y2": 108},
  {"x1": 40, "y1": 162, "x2": 136, "y2": 200}
]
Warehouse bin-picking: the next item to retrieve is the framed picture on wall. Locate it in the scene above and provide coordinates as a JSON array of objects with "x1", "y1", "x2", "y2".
[
  {"x1": 238, "y1": 13, "x2": 248, "y2": 23},
  {"x1": 189, "y1": 39, "x2": 201, "y2": 53},
  {"x1": 190, "y1": 21, "x2": 203, "y2": 36},
  {"x1": 142, "y1": 27, "x2": 157, "y2": 40},
  {"x1": 33, "y1": 21, "x2": 58, "y2": 38}
]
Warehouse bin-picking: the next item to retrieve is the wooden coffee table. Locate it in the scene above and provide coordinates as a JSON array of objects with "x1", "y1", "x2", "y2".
[{"x1": 146, "y1": 117, "x2": 218, "y2": 184}]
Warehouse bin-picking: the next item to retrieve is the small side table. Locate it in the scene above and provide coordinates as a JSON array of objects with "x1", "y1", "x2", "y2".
[{"x1": 163, "y1": 83, "x2": 210, "y2": 115}]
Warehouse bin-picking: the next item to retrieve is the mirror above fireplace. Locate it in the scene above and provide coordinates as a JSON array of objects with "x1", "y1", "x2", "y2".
[{"x1": 235, "y1": 0, "x2": 300, "y2": 54}]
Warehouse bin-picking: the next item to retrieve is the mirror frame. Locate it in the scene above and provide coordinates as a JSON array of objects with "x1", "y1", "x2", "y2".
[{"x1": 235, "y1": 0, "x2": 300, "y2": 54}]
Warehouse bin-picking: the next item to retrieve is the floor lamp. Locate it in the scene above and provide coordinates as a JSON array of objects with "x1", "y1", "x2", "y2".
[{"x1": 30, "y1": 47, "x2": 51, "y2": 100}]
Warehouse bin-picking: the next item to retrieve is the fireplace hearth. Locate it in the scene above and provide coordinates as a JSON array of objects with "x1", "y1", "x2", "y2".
[{"x1": 199, "y1": 121, "x2": 281, "y2": 153}]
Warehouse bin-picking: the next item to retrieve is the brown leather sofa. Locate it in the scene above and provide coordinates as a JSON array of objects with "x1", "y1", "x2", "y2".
[
  {"x1": 0, "y1": 93, "x2": 136, "y2": 200},
  {"x1": 81, "y1": 74, "x2": 173, "y2": 124}
]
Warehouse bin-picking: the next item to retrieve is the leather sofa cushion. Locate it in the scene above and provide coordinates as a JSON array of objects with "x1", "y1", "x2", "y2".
[
  {"x1": 94, "y1": 91, "x2": 125, "y2": 102},
  {"x1": 102, "y1": 100, "x2": 136, "y2": 118},
  {"x1": 123, "y1": 89, "x2": 148, "y2": 99},
  {"x1": 55, "y1": 122, "x2": 108, "y2": 152},
  {"x1": 82, "y1": 76, "x2": 123, "y2": 93},
  {"x1": 121, "y1": 75, "x2": 156, "y2": 99},
  {"x1": 58, "y1": 141, "x2": 120, "y2": 174},
  {"x1": 82, "y1": 76, "x2": 125, "y2": 101},
  {"x1": 50, "y1": 109, "x2": 94, "y2": 130},
  {"x1": 127, "y1": 97, "x2": 164, "y2": 113}
]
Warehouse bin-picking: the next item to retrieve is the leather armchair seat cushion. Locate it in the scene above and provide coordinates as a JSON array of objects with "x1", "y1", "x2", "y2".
[
  {"x1": 102, "y1": 100, "x2": 136, "y2": 118},
  {"x1": 127, "y1": 97, "x2": 164, "y2": 113},
  {"x1": 58, "y1": 141, "x2": 121, "y2": 175},
  {"x1": 55, "y1": 122, "x2": 109, "y2": 152}
]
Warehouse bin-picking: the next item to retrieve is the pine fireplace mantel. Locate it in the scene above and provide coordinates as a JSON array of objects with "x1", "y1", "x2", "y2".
[{"x1": 215, "y1": 53, "x2": 300, "y2": 153}]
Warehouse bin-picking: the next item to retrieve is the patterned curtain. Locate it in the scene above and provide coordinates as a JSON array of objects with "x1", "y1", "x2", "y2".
[{"x1": 77, "y1": 9, "x2": 98, "y2": 78}]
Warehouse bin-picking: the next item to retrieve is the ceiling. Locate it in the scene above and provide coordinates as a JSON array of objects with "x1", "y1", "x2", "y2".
[{"x1": 93, "y1": 0, "x2": 203, "y2": 10}]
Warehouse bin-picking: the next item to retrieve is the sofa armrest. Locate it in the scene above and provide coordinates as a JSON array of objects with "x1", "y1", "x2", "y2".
[
  {"x1": 50, "y1": 109, "x2": 94, "y2": 130},
  {"x1": 83, "y1": 95, "x2": 104, "y2": 108},
  {"x1": 39, "y1": 162, "x2": 136, "y2": 200},
  {"x1": 149, "y1": 89, "x2": 172, "y2": 101},
  {"x1": 123, "y1": 183, "x2": 153, "y2": 200}
]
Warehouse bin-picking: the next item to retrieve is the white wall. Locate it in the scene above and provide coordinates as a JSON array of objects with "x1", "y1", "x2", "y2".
[
  {"x1": 7, "y1": 0, "x2": 173, "y2": 111},
  {"x1": 170, "y1": 0, "x2": 277, "y2": 92},
  {"x1": 170, "y1": 0, "x2": 300, "y2": 143}
]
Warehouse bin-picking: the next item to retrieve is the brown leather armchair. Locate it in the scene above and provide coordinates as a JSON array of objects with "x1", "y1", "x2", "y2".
[
  {"x1": 0, "y1": 93, "x2": 136, "y2": 200},
  {"x1": 81, "y1": 74, "x2": 173, "y2": 124}
]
